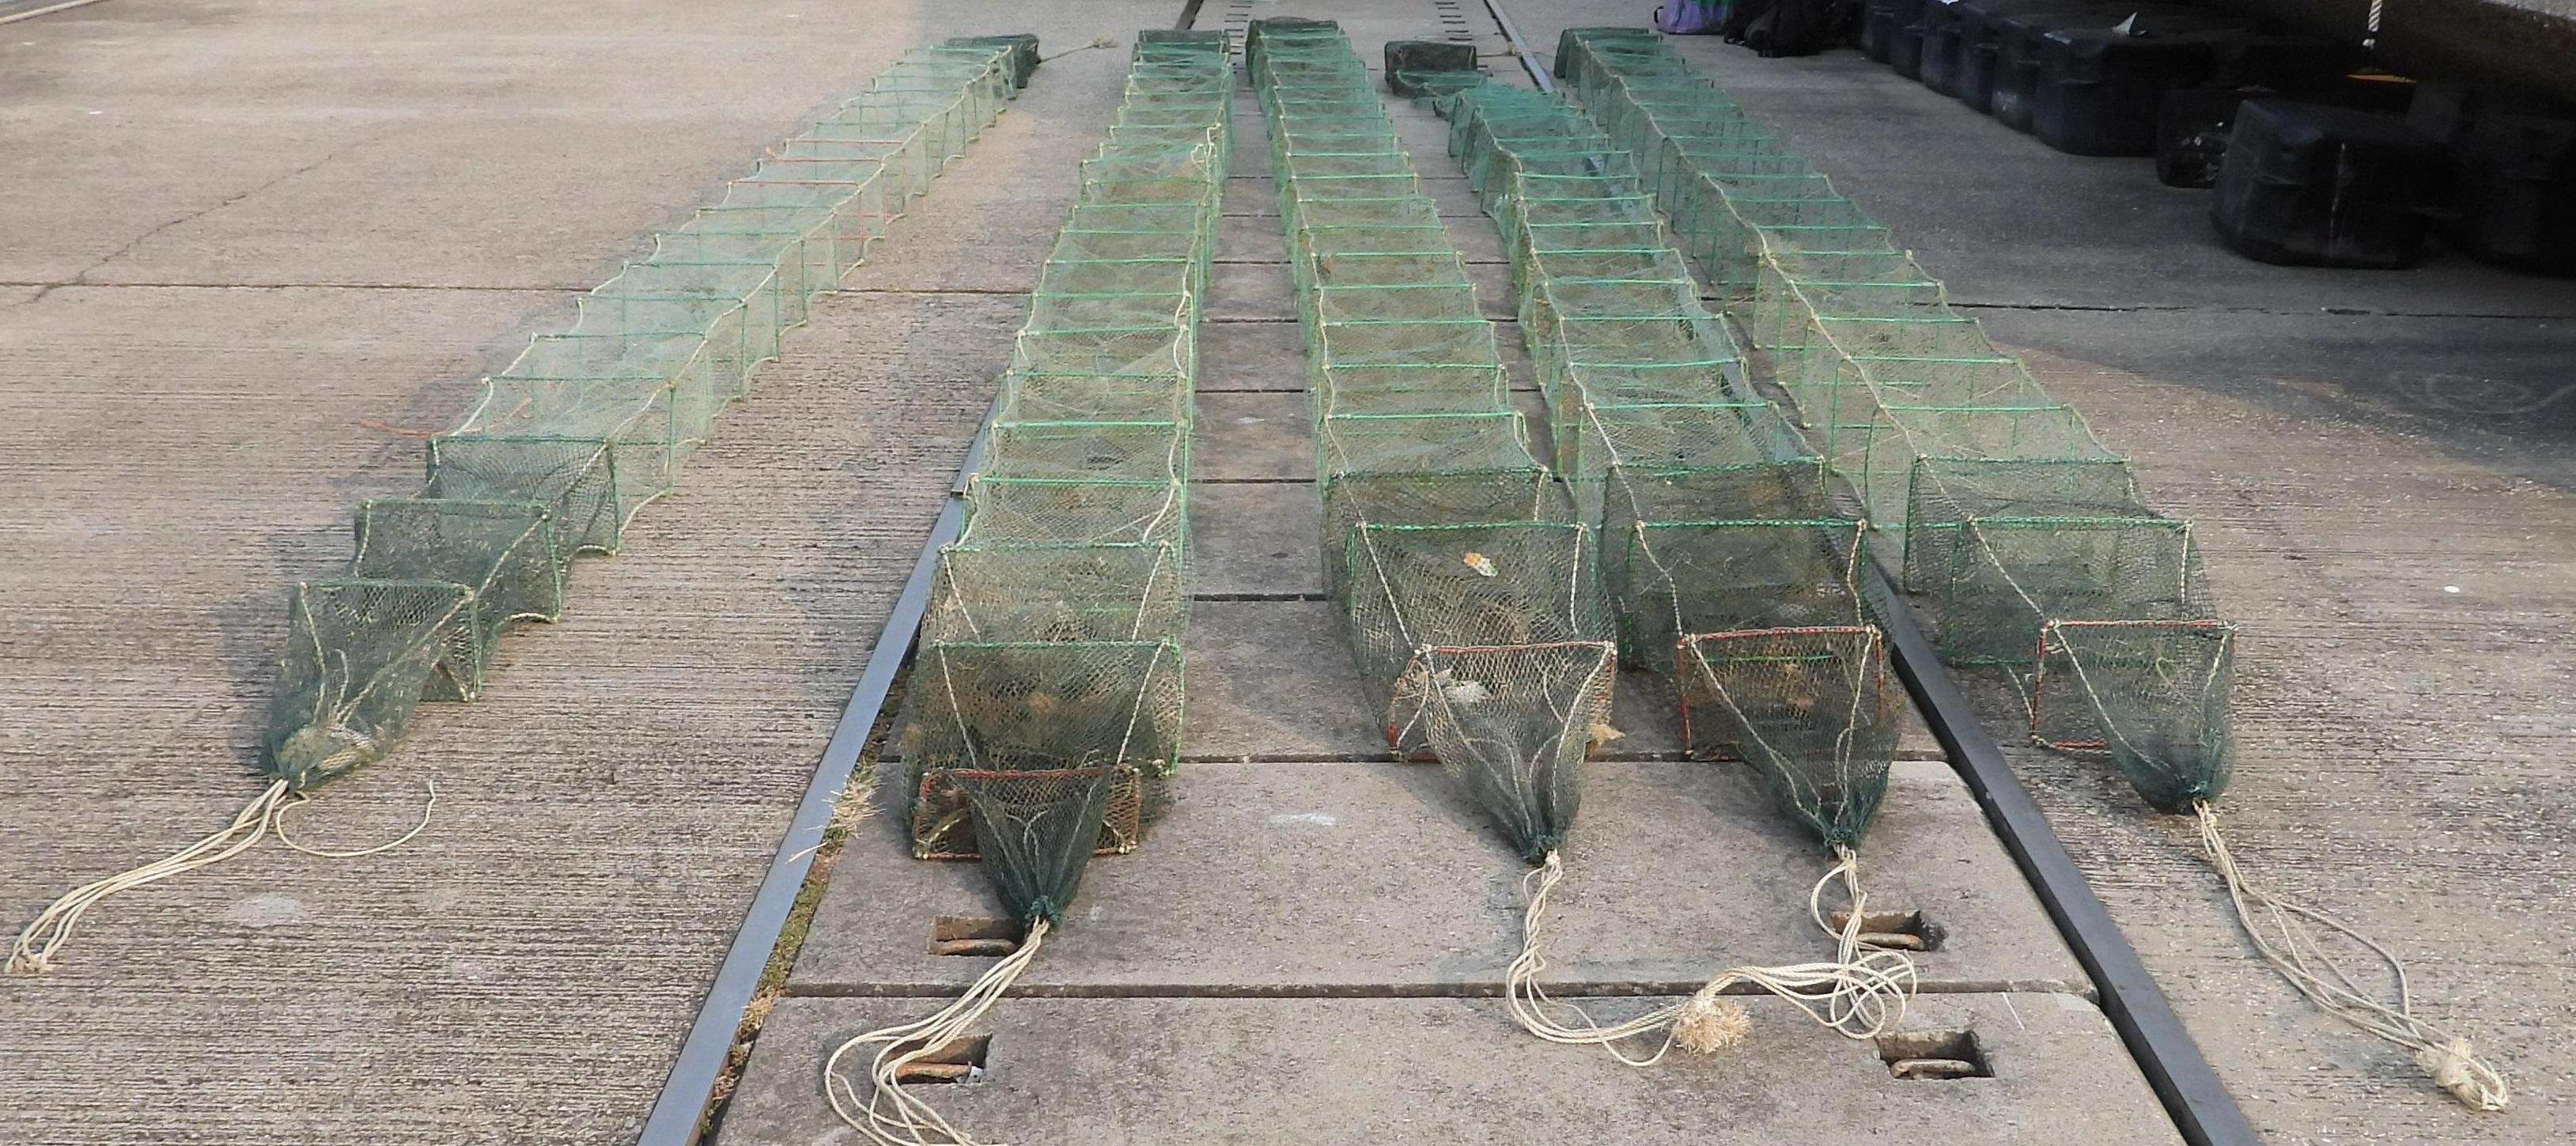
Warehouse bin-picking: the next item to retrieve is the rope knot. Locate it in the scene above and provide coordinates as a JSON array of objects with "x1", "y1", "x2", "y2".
[
  {"x1": 1670, "y1": 985, "x2": 1750, "y2": 1053},
  {"x1": 2417, "y1": 1038, "x2": 2510, "y2": 1112}
]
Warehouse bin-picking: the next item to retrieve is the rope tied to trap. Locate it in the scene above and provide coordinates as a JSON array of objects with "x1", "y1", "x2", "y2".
[
  {"x1": 2195, "y1": 802, "x2": 2509, "y2": 1111},
  {"x1": 9, "y1": 777, "x2": 436, "y2": 975},
  {"x1": 825, "y1": 919, "x2": 1050, "y2": 1146},
  {"x1": 1504, "y1": 846, "x2": 1916, "y2": 1066}
]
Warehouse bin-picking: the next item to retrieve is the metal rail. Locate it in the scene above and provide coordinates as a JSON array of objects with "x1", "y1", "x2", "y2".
[
  {"x1": 635, "y1": 409, "x2": 990, "y2": 1146},
  {"x1": 645, "y1": 3, "x2": 2258, "y2": 1143},
  {"x1": 1466, "y1": 3, "x2": 2259, "y2": 1143}
]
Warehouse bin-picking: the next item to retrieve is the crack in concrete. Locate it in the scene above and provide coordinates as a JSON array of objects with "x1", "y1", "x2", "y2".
[
  {"x1": 0, "y1": 279, "x2": 580, "y2": 293},
  {"x1": 1944, "y1": 299, "x2": 2576, "y2": 321},
  {"x1": 14, "y1": 131, "x2": 389, "y2": 309}
]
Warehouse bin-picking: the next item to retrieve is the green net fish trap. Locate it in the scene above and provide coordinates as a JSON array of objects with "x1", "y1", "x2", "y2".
[
  {"x1": 826, "y1": 32, "x2": 1230, "y2": 1146},
  {"x1": 1550, "y1": 26, "x2": 2504, "y2": 1110},
  {"x1": 11, "y1": 38, "x2": 1034, "y2": 977}
]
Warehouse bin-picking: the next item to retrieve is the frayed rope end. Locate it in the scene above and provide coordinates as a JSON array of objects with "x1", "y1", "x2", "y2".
[
  {"x1": 1671, "y1": 986, "x2": 1750, "y2": 1053},
  {"x1": 2417, "y1": 1038, "x2": 2510, "y2": 1112}
]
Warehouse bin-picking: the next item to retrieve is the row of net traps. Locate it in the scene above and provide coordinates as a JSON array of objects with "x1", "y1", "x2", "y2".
[
  {"x1": 1429, "y1": 28, "x2": 2499, "y2": 1110},
  {"x1": 824, "y1": 33, "x2": 1235, "y2": 1146},
  {"x1": 1248, "y1": 17, "x2": 1918, "y2": 1070},
  {"x1": 9, "y1": 38, "x2": 1040, "y2": 975}
]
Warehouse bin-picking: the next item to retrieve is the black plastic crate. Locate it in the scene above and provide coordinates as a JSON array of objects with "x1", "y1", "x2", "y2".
[
  {"x1": 1862, "y1": 0, "x2": 1915, "y2": 62},
  {"x1": 1993, "y1": 7, "x2": 2245, "y2": 134},
  {"x1": 1956, "y1": 0, "x2": 2097, "y2": 115},
  {"x1": 2033, "y1": 28, "x2": 2221, "y2": 155},
  {"x1": 2211, "y1": 99, "x2": 2445, "y2": 268},
  {"x1": 1882, "y1": 0, "x2": 1931, "y2": 76},
  {"x1": 2156, "y1": 73, "x2": 2413, "y2": 190},
  {"x1": 1920, "y1": 0, "x2": 1973, "y2": 96},
  {"x1": 2445, "y1": 115, "x2": 2576, "y2": 274},
  {"x1": 1991, "y1": 9, "x2": 2118, "y2": 130}
]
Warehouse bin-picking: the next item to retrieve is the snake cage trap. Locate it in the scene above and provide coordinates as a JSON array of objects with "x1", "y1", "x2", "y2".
[
  {"x1": 823, "y1": 32, "x2": 1231, "y2": 1146},
  {"x1": 11, "y1": 38, "x2": 1035, "y2": 978},
  {"x1": 1550, "y1": 26, "x2": 2505, "y2": 1110},
  {"x1": 1366, "y1": 35, "x2": 1921, "y2": 1061}
]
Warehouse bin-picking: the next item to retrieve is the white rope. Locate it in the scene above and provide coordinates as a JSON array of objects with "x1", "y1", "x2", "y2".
[
  {"x1": 826, "y1": 919, "x2": 1049, "y2": 1145},
  {"x1": 1503, "y1": 848, "x2": 1916, "y2": 1065},
  {"x1": 2195, "y1": 803, "x2": 2508, "y2": 1110},
  {"x1": 9, "y1": 776, "x2": 444, "y2": 974},
  {"x1": 10, "y1": 781, "x2": 289, "y2": 974},
  {"x1": 275, "y1": 779, "x2": 438, "y2": 859},
  {"x1": 2365, "y1": 0, "x2": 2383, "y2": 49}
]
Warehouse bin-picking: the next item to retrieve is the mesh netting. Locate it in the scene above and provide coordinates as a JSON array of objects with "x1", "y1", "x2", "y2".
[
  {"x1": 1255, "y1": 21, "x2": 1613, "y2": 864},
  {"x1": 10, "y1": 40, "x2": 1039, "y2": 977},
  {"x1": 260, "y1": 40, "x2": 1027, "y2": 793},
  {"x1": 903, "y1": 32, "x2": 1229, "y2": 925},
  {"x1": 1430, "y1": 72, "x2": 1899, "y2": 852},
  {"x1": 1553, "y1": 30, "x2": 2236, "y2": 810}
]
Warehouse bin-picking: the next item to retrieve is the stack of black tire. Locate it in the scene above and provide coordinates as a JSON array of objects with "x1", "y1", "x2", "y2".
[{"x1": 1844, "y1": 0, "x2": 2575, "y2": 271}]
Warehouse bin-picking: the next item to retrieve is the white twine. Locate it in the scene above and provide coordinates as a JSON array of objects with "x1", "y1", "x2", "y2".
[
  {"x1": 1504, "y1": 848, "x2": 1916, "y2": 1065},
  {"x1": 826, "y1": 918, "x2": 1050, "y2": 1146},
  {"x1": 8, "y1": 777, "x2": 436, "y2": 974},
  {"x1": 2195, "y1": 803, "x2": 2508, "y2": 1110}
]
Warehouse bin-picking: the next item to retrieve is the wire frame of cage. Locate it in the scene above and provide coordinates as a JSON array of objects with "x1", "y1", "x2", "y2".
[
  {"x1": 905, "y1": 35, "x2": 1230, "y2": 870},
  {"x1": 1429, "y1": 72, "x2": 1912, "y2": 857},
  {"x1": 1257, "y1": 24, "x2": 1619, "y2": 828},
  {"x1": 2031, "y1": 618, "x2": 2237, "y2": 812},
  {"x1": 260, "y1": 42, "x2": 1027, "y2": 791}
]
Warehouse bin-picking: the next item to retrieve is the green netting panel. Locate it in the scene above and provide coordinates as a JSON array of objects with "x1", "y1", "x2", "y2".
[
  {"x1": 263, "y1": 580, "x2": 476, "y2": 792},
  {"x1": 1312, "y1": 363, "x2": 1511, "y2": 417},
  {"x1": 905, "y1": 639, "x2": 1182, "y2": 807},
  {"x1": 252, "y1": 40, "x2": 1027, "y2": 794},
  {"x1": 1903, "y1": 456, "x2": 2148, "y2": 592},
  {"x1": 1320, "y1": 470, "x2": 1572, "y2": 607},
  {"x1": 1682, "y1": 626, "x2": 1900, "y2": 849},
  {"x1": 958, "y1": 477, "x2": 1187, "y2": 548},
  {"x1": 982, "y1": 420, "x2": 1186, "y2": 483},
  {"x1": 422, "y1": 436, "x2": 634, "y2": 556},
  {"x1": 349, "y1": 498, "x2": 566, "y2": 702},
  {"x1": 1259, "y1": 21, "x2": 1614, "y2": 865},
  {"x1": 1343, "y1": 520, "x2": 1615, "y2": 854},
  {"x1": 1924, "y1": 516, "x2": 2212, "y2": 666},
  {"x1": 904, "y1": 36, "x2": 1227, "y2": 914},
  {"x1": 1600, "y1": 463, "x2": 1856, "y2": 661},
  {"x1": 2034, "y1": 620, "x2": 2237, "y2": 811},
  {"x1": 925, "y1": 543, "x2": 1186, "y2": 645}
]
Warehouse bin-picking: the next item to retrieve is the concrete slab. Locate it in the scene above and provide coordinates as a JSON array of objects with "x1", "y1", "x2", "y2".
[
  {"x1": 1192, "y1": 391, "x2": 1314, "y2": 482},
  {"x1": 1182, "y1": 599, "x2": 1384, "y2": 760},
  {"x1": 1984, "y1": 308, "x2": 2576, "y2": 494},
  {"x1": 717, "y1": 993, "x2": 2171, "y2": 1145},
  {"x1": 792, "y1": 758, "x2": 2087, "y2": 994},
  {"x1": 1196, "y1": 317, "x2": 1310, "y2": 391},
  {"x1": 1186, "y1": 479, "x2": 1322, "y2": 598}
]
